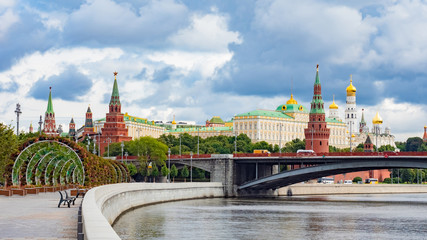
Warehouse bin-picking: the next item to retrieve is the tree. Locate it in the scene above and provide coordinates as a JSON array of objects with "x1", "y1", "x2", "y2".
[
  {"x1": 151, "y1": 165, "x2": 159, "y2": 183},
  {"x1": 252, "y1": 141, "x2": 270, "y2": 152},
  {"x1": 127, "y1": 136, "x2": 168, "y2": 167},
  {"x1": 0, "y1": 123, "x2": 18, "y2": 184},
  {"x1": 383, "y1": 178, "x2": 392, "y2": 184},
  {"x1": 282, "y1": 139, "x2": 305, "y2": 153},
  {"x1": 170, "y1": 164, "x2": 178, "y2": 182},
  {"x1": 406, "y1": 137, "x2": 423, "y2": 152},
  {"x1": 161, "y1": 165, "x2": 170, "y2": 177},
  {"x1": 401, "y1": 169, "x2": 415, "y2": 183},
  {"x1": 126, "y1": 163, "x2": 138, "y2": 177},
  {"x1": 353, "y1": 176, "x2": 362, "y2": 183},
  {"x1": 181, "y1": 165, "x2": 189, "y2": 182},
  {"x1": 378, "y1": 144, "x2": 395, "y2": 152},
  {"x1": 395, "y1": 141, "x2": 406, "y2": 152},
  {"x1": 418, "y1": 142, "x2": 427, "y2": 152}
]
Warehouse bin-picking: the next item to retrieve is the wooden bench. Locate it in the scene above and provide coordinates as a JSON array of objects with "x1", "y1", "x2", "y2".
[{"x1": 58, "y1": 191, "x2": 76, "y2": 208}]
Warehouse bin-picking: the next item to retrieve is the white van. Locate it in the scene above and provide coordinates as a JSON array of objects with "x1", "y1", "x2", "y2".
[{"x1": 344, "y1": 180, "x2": 353, "y2": 184}]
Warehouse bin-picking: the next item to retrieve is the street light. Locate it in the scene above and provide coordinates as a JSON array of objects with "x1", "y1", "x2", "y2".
[
  {"x1": 106, "y1": 137, "x2": 111, "y2": 158},
  {"x1": 234, "y1": 131, "x2": 237, "y2": 154},
  {"x1": 179, "y1": 134, "x2": 182, "y2": 158},
  {"x1": 86, "y1": 135, "x2": 90, "y2": 151},
  {"x1": 93, "y1": 137, "x2": 97, "y2": 155},
  {"x1": 14, "y1": 103, "x2": 22, "y2": 136},
  {"x1": 121, "y1": 141, "x2": 124, "y2": 163},
  {"x1": 125, "y1": 152, "x2": 128, "y2": 164},
  {"x1": 190, "y1": 151, "x2": 193, "y2": 182},
  {"x1": 38, "y1": 115, "x2": 43, "y2": 134},
  {"x1": 197, "y1": 127, "x2": 200, "y2": 156},
  {"x1": 168, "y1": 148, "x2": 171, "y2": 183},
  {"x1": 279, "y1": 123, "x2": 282, "y2": 154}
]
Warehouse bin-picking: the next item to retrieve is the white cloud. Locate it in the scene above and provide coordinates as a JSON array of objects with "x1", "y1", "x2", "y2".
[
  {"x1": 169, "y1": 13, "x2": 242, "y2": 52},
  {"x1": 0, "y1": 8, "x2": 18, "y2": 40}
]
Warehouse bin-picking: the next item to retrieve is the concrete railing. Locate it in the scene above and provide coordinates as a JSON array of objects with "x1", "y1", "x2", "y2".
[{"x1": 82, "y1": 183, "x2": 224, "y2": 240}]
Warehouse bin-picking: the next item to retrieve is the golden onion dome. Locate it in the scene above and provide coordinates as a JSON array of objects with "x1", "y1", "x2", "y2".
[
  {"x1": 172, "y1": 115, "x2": 176, "y2": 125},
  {"x1": 346, "y1": 75, "x2": 356, "y2": 96},
  {"x1": 329, "y1": 95, "x2": 338, "y2": 109},
  {"x1": 372, "y1": 112, "x2": 383, "y2": 125},
  {"x1": 286, "y1": 94, "x2": 298, "y2": 105}
]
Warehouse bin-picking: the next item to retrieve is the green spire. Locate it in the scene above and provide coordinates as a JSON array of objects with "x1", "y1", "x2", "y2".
[
  {"x1": 109, "y1": 72, "x2": 121, "y2": 106},
  {"x1": 310, "y1": 65, "x2": 325, "y2": 114},
  {"x1": 46, "y1": 87, "x2": 54, "y2": 114},
  {"x1": 314, "y1": 64, "x2": 320, "y2": 85}
]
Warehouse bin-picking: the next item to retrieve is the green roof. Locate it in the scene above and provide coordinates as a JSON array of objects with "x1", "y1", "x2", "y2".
[
  {"x1": 275, "y1": 104, "x2": 309, "y2": 113},
  {"x1": 235, "y1": 110, "x2": 293, "y2": 119},
  {"x1": 209, "y1": 116, "x2": 224, "y2": 124},
  {"x1": 109, "y1": 75, "x2": 121, "y2": 106},
  {"x1": 167, "y1": 126, "x2": 233, "y2": 133},
  {"x1": 326, "y1": 117, "x2": 344, "y2": 124},
  {"x1": 95, "y1": 115, "x2": 158, "y2": 126},
  {"x1": 46, "y1": 87, "x2": 54, "y2": 114},
  {"x1": 60, "y1": 132, "x2": 69, "y2": 137}
]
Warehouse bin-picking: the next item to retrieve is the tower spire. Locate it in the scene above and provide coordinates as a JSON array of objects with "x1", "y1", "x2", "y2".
[
  {"x1": 110, "y1": 72, "x2": 121, "y2": 107},
  {"x1": 46, "y1": 87, "x2": 54, "y2": 114}
]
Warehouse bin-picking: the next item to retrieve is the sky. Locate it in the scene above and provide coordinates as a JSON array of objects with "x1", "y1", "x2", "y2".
[{"x1": 0, "y1": 0, "x2": 426, "y2": 142}]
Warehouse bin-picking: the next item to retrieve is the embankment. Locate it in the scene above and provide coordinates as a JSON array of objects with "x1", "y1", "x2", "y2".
[
  {"x1": 279, "y1": 183, "x2": 427, "y2": 196},
  {"x1": 82, "y1": 182, "x2": 224, "y2": 240}
]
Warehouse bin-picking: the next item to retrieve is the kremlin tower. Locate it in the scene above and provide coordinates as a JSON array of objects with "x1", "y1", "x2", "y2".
[
  {"x1": 345, "y1": 75, "x2": 357, "y2": 135},
  {"x1": 82, "y1": 105, "x2": 96, "y2": 137},
  {"x1": 99, "y1": 72, "x2": 132, "y2": 155},
  {"x1": 69, "y1": 118, "x2": 76, "y2": 139},
  {"x1": 43, "y1": 87, "x2": 58, "y2": 136},
  {"x1": 29, "y1": 123, "x2": 33, "y2": 133},
  {"x1": 304, "y1": 65, "x2": 330, "y2": 153},
  {"x1": 359, "y1": 109, "x2": 367, "y2": 133}
]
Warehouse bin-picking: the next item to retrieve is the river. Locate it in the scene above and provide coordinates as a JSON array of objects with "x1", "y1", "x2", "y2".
[{"x1": 113, "y1": 194, "x2": 427, "y2": 240}]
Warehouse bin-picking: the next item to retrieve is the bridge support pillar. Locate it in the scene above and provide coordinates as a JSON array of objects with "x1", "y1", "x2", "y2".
[{"x1": 210, "y1": 157, "x2": 235, "y2": 197}]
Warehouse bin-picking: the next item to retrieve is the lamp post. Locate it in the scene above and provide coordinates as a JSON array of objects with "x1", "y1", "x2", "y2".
[
  {"x1": 106, "y1": 137, "x2": 111, "y2": 158},
  {"x1": 234, "y1": 131, "x2": 237, "y2": 154},
  {"x1": 14, "y1": 103, "x2": 22, "y2": 136},
  {"x1": 350, "y1": 122, "x2": 353, "y2": 152},
  {"x1": 38, "y1": 115, "x2": 43, "y2": 134},
  {"x1": 121, "y1": 141, "x2": 124, "y2": 163},
  {"x1": 97, "y1": 131, "x2": 101, "y2": 157},
  {"x1": 190, "y1": 151, "x2": 193, "y2": 182},
  {"x1": 93, "y1": 137, "x2": 97, "y2": 155},
  {"x1": 279, "y1": 123, "x2": 282, "y2": 154},
  {"x1": 179, "y1": 134, "x2": 182, "y2": 158},
  {"x1": 86, "y1": 135, "x2": 90, "y2": 151},
  {"x1": 168, "y1": 148, "x2": 171, "y2": 183},
  {"x1": 125, "y1": 152, "x2": 128, "y2": 164},
  {"x1": 197, "y1": 127, "x2": 200, "y2": 156}
]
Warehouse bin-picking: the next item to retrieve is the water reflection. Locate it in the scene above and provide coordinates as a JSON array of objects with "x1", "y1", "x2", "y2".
[{"x1": 113, "y1": 194, "x2": 427, "y2": 240}]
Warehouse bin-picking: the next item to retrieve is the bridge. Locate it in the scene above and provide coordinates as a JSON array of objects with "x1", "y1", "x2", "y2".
[{"x1": 119, "y1": 152, "x2": 427, "y2": 196}]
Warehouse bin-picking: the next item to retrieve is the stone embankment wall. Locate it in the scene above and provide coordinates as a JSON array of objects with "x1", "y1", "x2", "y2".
[
  {"x1": 82, "y1": 183, "x2": 224, "y2": 240},
  {"x1": 279, "y1": 183, "x2": 427, "y2": 196}
]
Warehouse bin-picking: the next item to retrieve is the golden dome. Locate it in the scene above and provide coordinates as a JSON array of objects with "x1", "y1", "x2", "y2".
[
  {"x1": 329, "y1": 95, "x2": 338, "y2": 109},
  {"x1": 346, "y1": 75, "x2": 356, "y2": 96},
  {"x1": 372, "y1": 112, "x2": 383, "y2": 125},
  {"x1": 286, "y1": 94, "x2": 298, "y2": 105},
  {"x1": 172, "y1": 115, "x2": 176, "y2": 125}
]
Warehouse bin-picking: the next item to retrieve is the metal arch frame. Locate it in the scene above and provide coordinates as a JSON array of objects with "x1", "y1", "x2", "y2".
[
  {"x1": 26, "y1": 150, "x2": 52, "y2": 185},
  {"x1": 12, "y1": 140, "x2": 85, "y2": 186}
]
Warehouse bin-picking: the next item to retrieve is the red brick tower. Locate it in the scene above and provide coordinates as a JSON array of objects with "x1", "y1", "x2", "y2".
[
  {"x1": 304, "y1": 65, "x2": 330, "y2": 153},
  {"x1": 29, "y1": 123, "x2": 33, "y2": 133},
  {"x1": 43, "y1": 87, "x2": 58, "y2": 136},
  {"x1": 364, "y1": 135, "x2": 374, "y2": 152},
  {"x1": 69, "y1": 118, "x2": 76, "y2": 139},
  {"x1": 82, "y1": 105, "x2": 96, "y2": 137},
  {"x1": 99, "y1": 72, "x2": 131, "y2": 155}
]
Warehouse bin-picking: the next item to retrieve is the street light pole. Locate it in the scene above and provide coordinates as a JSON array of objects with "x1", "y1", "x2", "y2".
[
  {"x1": 121, "y1": 141, "x2": 124, "y2": 163},
  {"x1": 125, "y1": 152, "x2": 128, "y2": 164},
  {"x1": 234, "y1": 132, "x2": 237, "y2": 154},
  {"x1": 93, "y1": 137, "x2": 97, "y2": 155},
  {"x1": 168, "y1": 148, "x2": 171, "y2": 183},
  {"x1": 107, "y1": 137, "x2": 111, "y2": 158},
  {"x1": 38, "y1": 115, "x2": 43, "y2": 134},
  {"x1": 86, "y1": 135, "x2": 90, "y2": 151},
  {"x1": 190, "y1": 151, "x2": 193, "y2": 182},
  {"x1": 279, "y1": 123, "x2": 282, "y2": 154},
  {"x1": 197, "y1": 127, "x2": 199, "y2": 156},
  {"x1": 179, "y1": 134, "x2": 182, "y2": 157},
  {"x1": 350, "y1": 122, "x2": 352, "y2": 152},
  {"x1": 15, "y1": 103, "x2": 22, "y2": 136}
]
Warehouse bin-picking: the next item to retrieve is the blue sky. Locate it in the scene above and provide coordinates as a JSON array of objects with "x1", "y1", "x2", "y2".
[{"x1": 0, "y1": 0, "x2": 426, "y2": 141}]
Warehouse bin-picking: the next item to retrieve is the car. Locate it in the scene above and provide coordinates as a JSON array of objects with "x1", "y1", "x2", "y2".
[{"x1": 344, "y1": 180, "x2": 353, "y2": 184}]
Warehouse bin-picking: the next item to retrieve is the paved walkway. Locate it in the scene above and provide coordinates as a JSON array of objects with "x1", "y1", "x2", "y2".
[{"x1": 0, "y1": 191, "x2": 81, "y2": 240}]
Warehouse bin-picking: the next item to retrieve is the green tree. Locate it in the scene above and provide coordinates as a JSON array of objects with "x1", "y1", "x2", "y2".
[
  {"x1": 127, "y1": 137, "x2": 168, "y2": 168},
  {"x1": 395, "y1": 141, "x2": 406, "y2": 152},
  {"x1": 181, "y1": 165, "x2": 189, "y2": 182},
  {"x1": 151, "y1": 165, "x2": 159, "y2": 183},
  {"x1": 282, "y1": 138, "x2": 305, "y2": 153},
  {"x1": 383, "y1": 178, "x2": 392, "y2": 184},
  {"x1": 253, "y1": 141, "x2": 270, "y2": 152},
  {"x1": 378, "y1": 144, "x2": 395, "y2": 152},
  {"x1": 126, "y1": 163, "x2": 138, "y2": 177},
  {"x1": 170, "y1": 164, "x2": 178, "y2": 182},
  {"x1": 406, "y1": 137, "x2": 423, "y2": 152},
  {"x1": 161, "y1": 165, "x2": 170, "y2": 177},
  {"x1": 0, "y1": 123, "x2": 19, "y2": 184},
  {"x1": 401, "y1": 169, "x2": 415, "y2": 183},
  {"x1": 353, "y1": 176, "x2": 362, "y2": 183},
  {"x1": 418, "y1": 142, "x2": 427, "y2": 152}
]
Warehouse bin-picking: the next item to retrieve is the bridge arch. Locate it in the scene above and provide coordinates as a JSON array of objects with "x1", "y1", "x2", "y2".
[{"x1": 239, "y1": 159, "x2": 427, "y2": 191}]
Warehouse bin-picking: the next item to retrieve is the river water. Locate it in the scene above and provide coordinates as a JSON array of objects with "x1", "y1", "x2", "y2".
[{"x1": 113, "y1": 194, "x2": 427, "y2": 240}]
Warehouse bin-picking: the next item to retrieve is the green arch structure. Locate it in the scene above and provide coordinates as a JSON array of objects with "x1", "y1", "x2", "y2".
[{"x1": 12, "y1": 140, "x2": 85, "y2": 186}]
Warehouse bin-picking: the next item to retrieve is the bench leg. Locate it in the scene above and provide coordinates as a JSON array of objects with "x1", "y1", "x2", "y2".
[
  {"x1": 67, "y1": 201, "x2": 70, "y2": 208},
  {"x1": 58, "y1": 200, "x2": 62, "y2": 208}
]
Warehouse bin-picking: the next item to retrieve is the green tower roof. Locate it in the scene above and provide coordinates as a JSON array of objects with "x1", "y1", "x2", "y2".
[
  {"x1": 109, "y1": 72, "x2": 121, "y2": 106},
  {"x1": 46, "y1": 87, "x2": 54, "y2": 114},
  {"x1": 310, "y1": 65, "x2": 325, "y2": 114}
]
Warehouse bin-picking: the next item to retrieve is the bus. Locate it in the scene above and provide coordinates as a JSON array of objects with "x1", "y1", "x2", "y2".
[
  {"x1": 296, "y1": 149, "x2": 316, "y2": 156},
  {"x1": 365, "y1": 178, "x2": 378, "y2": 184},
  {"x1": 318, "y1": 177, "x2": 334, "y2": 184}
]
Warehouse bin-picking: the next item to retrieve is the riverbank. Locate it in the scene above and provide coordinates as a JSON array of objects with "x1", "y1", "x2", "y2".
[{"x1": 279, "y1": 183, "x2": 427, "y2": 196}]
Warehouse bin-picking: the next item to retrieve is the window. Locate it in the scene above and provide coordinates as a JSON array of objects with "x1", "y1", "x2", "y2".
[{"x1": 320, "y1": 141, "x2": 322, "y2": 146}]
